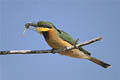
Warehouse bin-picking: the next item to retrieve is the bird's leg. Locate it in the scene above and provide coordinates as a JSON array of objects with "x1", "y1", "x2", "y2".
[
  {"x1": 51, "y1": 47, "x2": 67, "y2": 54},
  {"x1": 51, "y1": 48, "x2": 57, "y2": 54}
]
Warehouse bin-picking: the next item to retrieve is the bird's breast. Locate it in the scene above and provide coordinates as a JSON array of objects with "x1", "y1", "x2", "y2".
[{"x1": 45, "y1": 31, "x2": 72, "y2": 48}]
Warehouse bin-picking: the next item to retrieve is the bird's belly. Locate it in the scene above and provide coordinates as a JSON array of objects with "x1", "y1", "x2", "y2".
[
  {"x1": 60, "y1": 49, "x2": 89, "y2": 59},
  {"x1": 45, "y1": 37, "x2": 72, "y2": 48},
  {"x1": 45, "y1": 38, "x2": 89, "y2": 59}
]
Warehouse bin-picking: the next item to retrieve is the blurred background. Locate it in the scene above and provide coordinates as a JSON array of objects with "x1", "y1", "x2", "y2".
[{"x1": 0, "y1": 0, "x2": 120, "y2": 80}]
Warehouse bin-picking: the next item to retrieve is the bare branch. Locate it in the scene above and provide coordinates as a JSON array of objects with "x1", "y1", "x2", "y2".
[{"x1": 0, "y1": 37, "x2": 102, "y2": 55}]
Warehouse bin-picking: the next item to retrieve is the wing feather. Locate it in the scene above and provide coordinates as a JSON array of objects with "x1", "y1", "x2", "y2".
[{"x1": 57, "y1": 29, "x2": 91, "y2": 56}]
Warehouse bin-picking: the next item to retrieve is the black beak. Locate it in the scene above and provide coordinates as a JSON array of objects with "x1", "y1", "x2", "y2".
[{"x1": 25, "y1": 22, "x2": 37, "y2": 29}]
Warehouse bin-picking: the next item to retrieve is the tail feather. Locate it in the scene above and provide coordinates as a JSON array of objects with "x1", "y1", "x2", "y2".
[{"x1": 89, "y1": 57, "x2": 111, "y2": 68}]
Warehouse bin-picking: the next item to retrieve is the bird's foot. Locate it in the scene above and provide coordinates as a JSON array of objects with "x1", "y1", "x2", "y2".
[
  {"x1": 51, "y1": 48, "x2": 57, "y2": 54},
  {"x1": 51, "y1": 47, "x2": 67, "y2": 54}
]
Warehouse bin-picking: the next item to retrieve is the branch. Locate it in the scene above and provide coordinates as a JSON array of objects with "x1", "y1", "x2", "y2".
[{"x1": 0, "y1": 37, "x2": 102, "y2": 55}]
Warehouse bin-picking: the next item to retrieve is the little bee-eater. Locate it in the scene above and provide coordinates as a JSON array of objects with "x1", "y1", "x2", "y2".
[{"x1": 26, "y1": 21, "x2": 111, "y2": 68}]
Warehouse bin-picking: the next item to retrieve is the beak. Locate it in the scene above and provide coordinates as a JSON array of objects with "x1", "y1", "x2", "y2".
[
  {"x1": 36, "y1": 27, "x2": 51, "y2": 32},
  {"x1": 25, "y1": 22, "x2": 37, "y2": 29}
]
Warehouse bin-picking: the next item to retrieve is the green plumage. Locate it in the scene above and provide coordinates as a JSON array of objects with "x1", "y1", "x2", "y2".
[{"x1": 57, "y1": 29, "x2": 91, "y2": 56}]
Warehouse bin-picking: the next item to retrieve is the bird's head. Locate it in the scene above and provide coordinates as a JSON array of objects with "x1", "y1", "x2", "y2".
[
  {"x1": 23, "y1": 21, "x2": 58, "y2": 37},
  {"x1": 34, "y1": 21, "x2": 56, "y2": 34}
]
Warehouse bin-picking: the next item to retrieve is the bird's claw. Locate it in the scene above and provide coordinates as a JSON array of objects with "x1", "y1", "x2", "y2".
[{"x1": 51, "y1": 48, "x2": 56, "y2": 54}]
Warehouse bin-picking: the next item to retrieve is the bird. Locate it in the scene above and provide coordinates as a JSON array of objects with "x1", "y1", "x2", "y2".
[{"x1": 26, "y1": 21, "x2": 111, "y2": 68}]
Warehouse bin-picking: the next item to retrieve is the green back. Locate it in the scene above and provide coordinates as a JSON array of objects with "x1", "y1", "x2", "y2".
[{"x1": 57, "y1": 29, "x2": 91, "y2": 56}]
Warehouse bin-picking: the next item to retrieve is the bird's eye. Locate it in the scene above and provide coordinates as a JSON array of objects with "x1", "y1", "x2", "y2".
[
  {"x1": 44, "y1": 25, "x2": 52, "y2": 28},
  {"x1": 38, "y1": 24, "x2": 52, "y2": 28}
]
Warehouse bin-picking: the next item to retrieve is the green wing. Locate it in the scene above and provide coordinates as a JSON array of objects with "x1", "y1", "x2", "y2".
[
  {"x1": 57, "y1": 29, "x2": 91, "y2": 56},
  {"x1": 58, "y1": 30, "x2": 76, "y2": 45}
]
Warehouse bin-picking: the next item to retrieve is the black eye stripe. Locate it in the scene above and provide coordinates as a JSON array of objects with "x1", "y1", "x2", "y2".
[{"x1": 38, "y1": 25, "x2": 52, "y2": 28}]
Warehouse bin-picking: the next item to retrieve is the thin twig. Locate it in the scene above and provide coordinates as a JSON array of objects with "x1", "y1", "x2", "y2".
[{"x1": 0, "y1": 37, "x2": 102, "y2": 55}]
